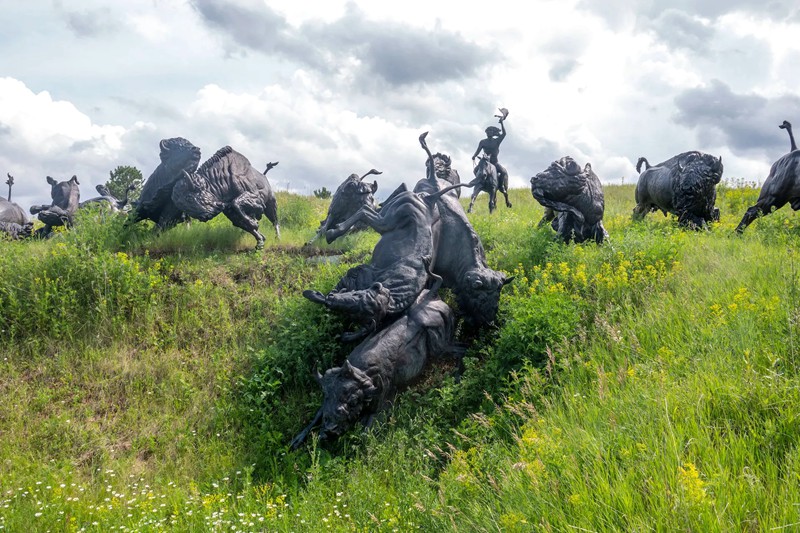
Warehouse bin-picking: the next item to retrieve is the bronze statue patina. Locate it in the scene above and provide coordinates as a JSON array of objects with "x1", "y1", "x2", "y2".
[
  {"x1": 531, "y1": 156, "x2": 607, "y2": 244},
  {"x1": 417, "y1": 132, "x2": 512, "y2": 327},
  {"x1": 130, "y1": 138, "x2": 279, "y2": 249},
  {"x1": 130, "y1": 137, "x2": 202, "y2": 230},
  {"x1": 303, "y1": 178, "x2": 463, "y2": 342},
  {"x1": 30, "y1": 175, "x2": 81, "y2": 238},
  {"x1": 308, "y1": 169, "x2": 381, "y2": 244},
  {"x1": 632, "y1": 151, "x2": 723, "y2": 228},
  {"x1": 291, "y1": 284, "x2": 459, "y2": 449},
  {"x1": 80, "y1": 183, "x2": 136, "y2": 212},
  {"x1": 468, "y1": 108, "x2": 512, "y2": 212},
  {"x1": 0, "y1": 174, "x2": 33, "y2": 239},
  {"x1": 736, "y1": 120, "x2": 800, "y2": 233},
  {"x1": 171, "y1": 148, "x2": 280, "y2": 249},
  {"x1": 425, "y1": 150, "x2": 461, "y2": 196}
]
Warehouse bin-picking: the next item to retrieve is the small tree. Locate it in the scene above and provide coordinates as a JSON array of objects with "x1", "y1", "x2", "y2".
[
  {"x1": 313, "y1": 186, "x2": 332, "y2": 199},
  {"x1": 106, "y1": 165, "x2": 143, "y2": 203}
]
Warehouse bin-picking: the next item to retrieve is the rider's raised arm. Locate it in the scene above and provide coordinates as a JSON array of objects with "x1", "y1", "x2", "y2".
[{"x1": 498, "y1": 117, "x2": 507, "y2": 142}]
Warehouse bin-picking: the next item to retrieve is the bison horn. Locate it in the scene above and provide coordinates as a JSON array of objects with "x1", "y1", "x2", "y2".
[
  {"x1": 314, "y1": 367, "x2": 324, "y2": 385},
  {"x1": 46, "y1": 176, "x2": 57, "y2": 186},
  {"x1": 502, "y1": 275, "x2": 515, "y2": 286},
  {"x1": 342, "y1": 360, "x2": 355, "y2": 376},
  {"x1": 565, "y1": 159, "x2": 580, "y2": 175}
]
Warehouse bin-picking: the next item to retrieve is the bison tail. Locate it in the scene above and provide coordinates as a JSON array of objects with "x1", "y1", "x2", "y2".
[{"x1": 636, "y1": 157, "x2": 651, "y2": 174}]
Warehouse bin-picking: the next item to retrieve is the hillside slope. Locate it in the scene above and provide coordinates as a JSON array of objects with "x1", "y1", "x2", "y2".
[{"x1": 2, "y1": 183, "x2": 800, "y2": 531}]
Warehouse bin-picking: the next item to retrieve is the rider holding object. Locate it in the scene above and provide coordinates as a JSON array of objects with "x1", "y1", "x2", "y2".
[{"x1": 472, "y1": 108, "x2": 509, "y2": 188}]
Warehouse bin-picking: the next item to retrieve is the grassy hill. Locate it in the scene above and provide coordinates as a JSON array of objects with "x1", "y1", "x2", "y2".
[{"x1": 2, "y1": 182, "x2": 800, "y2": 531}]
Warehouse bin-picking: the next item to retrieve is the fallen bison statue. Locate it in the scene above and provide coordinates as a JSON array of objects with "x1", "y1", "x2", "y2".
[
  {"x1": 303, "y1": 176, "x2": 463, "y2": 341},
  {"x1": 80, "y1": 183, "x2": 136, "y2": 212},
  {"x1": 530, "y1": 156, "x2": 607, "y2": 244},
  {"x1": 736, "y1": 120, "x2": 800, "y2": 233},
  {"x1": 417, "y1": 132, "x2": 512, "y2": 328},
  {"x1": 0, "y1": 174, "x2": 33, "y2": 239},
  {"x1": 632, "y1": 151, "x2": 723, "y2": 228},
  {"x1": 308, "y1": 169, "x2": 381, "y2": 244},
  {"x1": 290, "y1": 285, "x2": 460, "y2": 448},
  {"x1": 30, "y1": 175, "x2": 81, "y2": 238}
]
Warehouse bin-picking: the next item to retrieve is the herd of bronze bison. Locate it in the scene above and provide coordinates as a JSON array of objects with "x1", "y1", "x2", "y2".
[{"x1": 2, "y1": 113, "x2": 799, "y2": 447}]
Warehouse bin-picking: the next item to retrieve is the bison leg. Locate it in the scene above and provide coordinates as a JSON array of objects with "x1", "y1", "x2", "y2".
[
  {"x1": 156, "y1": 203, "x2": 186, "y2": 231},
  {"x1": 537, "y1": 207, "x2": 556, "y2": 228},
  {"x1": 290, "y1": 408, "x2": 323, "y2": 450},
  {"x1": 631, "y1": 203, "x2": 649, "y2": 221},
  {"x1": 223, "y1": 193, "x2": 267, "y2": 249},
  {"x1": 326, "y1": 204, "x2": 380, "y2": 243},
  {"x1": 735, "y1": 198, "x2": 785, "y2": 234}
]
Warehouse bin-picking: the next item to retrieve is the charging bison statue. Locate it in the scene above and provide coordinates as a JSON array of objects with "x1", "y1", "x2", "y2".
[
  {"x1": 130, "y1": 137, "x2": 202, "y2": 229},
  {"x1": 171, "y1": 147, "x2": 280, "y2": 249},
  {"x1": 736, "y1": 120, "x2": 800, "y2": 233},
  {"x1": 632, "y1": 151, "x2": 723, "y2": 228},
  {"x1": 30, "y1": 175, "x2": 81, "y2": 238},
  {"x1": 531, "y1": 156, "x2": 607, "y2": 244},
  {"x1": 308, "y1": 169, "x2": 381, "y2": 244}
]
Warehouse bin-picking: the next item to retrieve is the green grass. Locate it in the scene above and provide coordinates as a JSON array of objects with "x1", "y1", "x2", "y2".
[{"x1": 3, "y1": 181, "x2": 800, "y2": 531}]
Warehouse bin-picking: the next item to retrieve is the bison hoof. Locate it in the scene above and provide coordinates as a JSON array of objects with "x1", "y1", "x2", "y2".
[{"x1": 302, "y1": 290, "x2": 327, "y2": 305}]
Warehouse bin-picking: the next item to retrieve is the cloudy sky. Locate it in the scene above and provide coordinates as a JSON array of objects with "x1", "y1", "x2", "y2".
[{"x1": 1, "y1": 0, "x2": 799, "y2": 208}]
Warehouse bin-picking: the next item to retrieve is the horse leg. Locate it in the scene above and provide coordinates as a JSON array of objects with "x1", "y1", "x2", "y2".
[
  {"x1": 500, "y1": 172, "x2": 512, "y2": 208},
  {"x1": 468, "y1": 189, "x2": 479, "y2": 213}
]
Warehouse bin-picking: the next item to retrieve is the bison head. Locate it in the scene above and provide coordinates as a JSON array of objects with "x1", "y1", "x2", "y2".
[
  {"x1": 315, "y1": 360, "x2": 378, "y2": 440},
  {"x1": 530, "y1": 156, "x2": 605, "y2": 226},
  {"x1": 673, "y1": 153, "x2": 723, "y2": 225},
  {"x1": 425, "y1": 153, "x2": 452, "y2": 181},
  {"x1": 456, "y1": 268, "x2": 512, "y2": 327},
  {"x1": 133, "y1": 137, "x2": 202, "y2": 222},
  {"x1": 323, "y1": 170, "x2": 380, "y2": 232}
]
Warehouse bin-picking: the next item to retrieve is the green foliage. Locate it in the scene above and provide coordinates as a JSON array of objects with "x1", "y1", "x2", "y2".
[
  {"x1": 4, "y1": 183, "x2": 800, "y2": 531},
  {"x1": 105, "y1": 165, "x2": 143, "y2": 203},
  {"x1": 313, "y1": 186, "x2": 332, "y2": 199}
]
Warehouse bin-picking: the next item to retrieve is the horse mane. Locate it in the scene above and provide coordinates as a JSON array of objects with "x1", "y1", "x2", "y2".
[{"x1": 197, "y1": 146, "x2": 235, "y2": 174}]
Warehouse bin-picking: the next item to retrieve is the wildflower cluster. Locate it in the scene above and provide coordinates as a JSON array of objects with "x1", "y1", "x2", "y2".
[
  {"x1": 509, "y1": 249, "x2": 677, "y2": 302},
  {"x1": 0, "y1": 469, "x2": 292, "y2": 532},
  {"x1": 708, "y1": 286, "x2": 780, "y2": 326},
  {"x1": 677, "y1": 462, "x2": 713, "y2": 508}
]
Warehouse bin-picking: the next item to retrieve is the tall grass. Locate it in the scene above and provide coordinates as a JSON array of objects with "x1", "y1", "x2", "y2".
[{"x1": 2, "y1": 183, "x2": 800, "y2": 531}]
